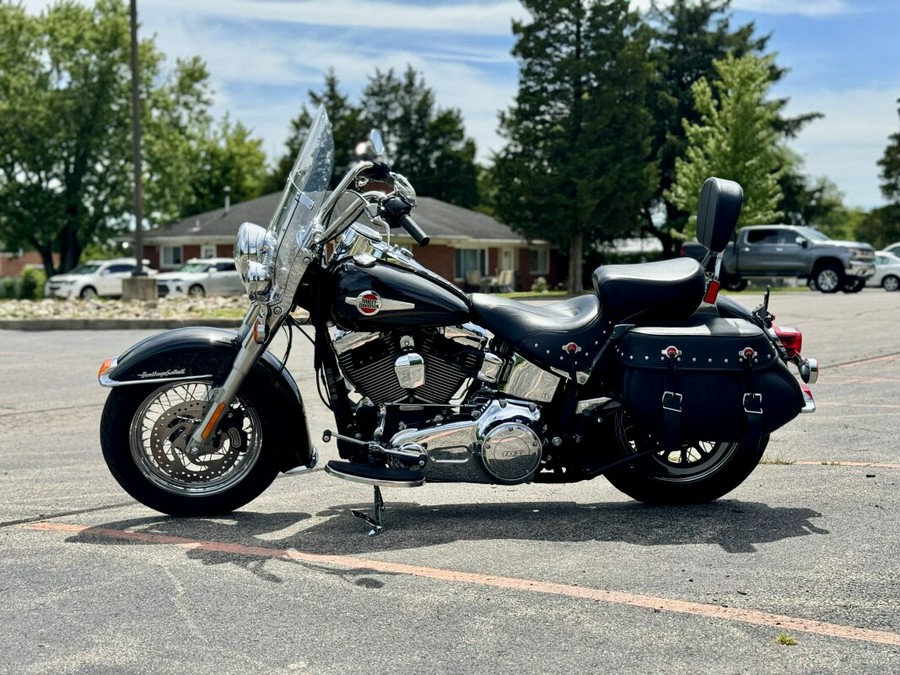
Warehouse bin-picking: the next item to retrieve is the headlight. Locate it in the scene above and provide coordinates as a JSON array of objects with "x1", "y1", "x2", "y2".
[{"x1": 235, "y1": 222, "x2": 276, "y2": 299}]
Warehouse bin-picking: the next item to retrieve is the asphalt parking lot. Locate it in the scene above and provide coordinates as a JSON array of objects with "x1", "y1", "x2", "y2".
[{"x1": 1, "y1": 288, "x2": 898, "y2": 674}]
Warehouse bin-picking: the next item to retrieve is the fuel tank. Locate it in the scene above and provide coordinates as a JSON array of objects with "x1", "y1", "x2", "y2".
[{"x1": 330, "y1": 257, "x2": 471, "y2": 331}]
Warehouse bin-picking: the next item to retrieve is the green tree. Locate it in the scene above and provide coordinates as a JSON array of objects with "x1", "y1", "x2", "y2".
[
  {"x1": 0, "y1": 0, "x2": 251, "y2": 275},
  {"x1": 878, "y1": 98, "x2": 900, "y2": 207},
  {"x1": 361, "y1": 66, "x2": 479, "y2": 208},
  {"x1": 263, "y1": 70, "x2": 366, "y2": 193},
  {"x1": 179, "y1": 116, "x2": 268, "y2": 218},
  {"x1": 645, "y1": 0, "x2": 819, "y2": 254},
  {"x1": 667, "y1": 53, "x2": 784, "y2": 236},
  {"x1": 491, "y1": 0, "x2": 655, "y2": 293}
]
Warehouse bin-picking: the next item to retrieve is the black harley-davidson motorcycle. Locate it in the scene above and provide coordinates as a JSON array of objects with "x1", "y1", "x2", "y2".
[{"x1": 98, "y1": 106, "x2": 818, "y2": 533}]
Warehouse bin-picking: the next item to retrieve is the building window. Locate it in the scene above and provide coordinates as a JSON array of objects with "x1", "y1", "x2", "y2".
[
  {"x1": 162, "y1": 246, "x2": 183, "y2": 268},
  {"x1": 201, "y1": 244, "x2": 216, "y2": 258},
  {"x1": 529, "y1": 248, "x2": 549, "y2": 274},
  {"x1": 454, "y1": 248, "x2": 487, "y2": 279}
]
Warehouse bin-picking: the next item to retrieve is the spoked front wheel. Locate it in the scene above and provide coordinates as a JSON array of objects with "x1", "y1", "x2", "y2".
[
  {"x1": 603, "y1": 412, "x2": 768, "y2": 504},
  {"x1": 100, "y1": 380, "x2": 279, "y2": 516}
]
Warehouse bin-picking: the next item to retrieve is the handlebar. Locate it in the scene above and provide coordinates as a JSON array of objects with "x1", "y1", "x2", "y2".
[{"x1": 382, "y1": 196, "x2": 430, "y2": 247}]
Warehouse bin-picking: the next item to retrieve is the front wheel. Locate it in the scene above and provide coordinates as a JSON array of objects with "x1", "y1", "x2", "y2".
[
  {"x1": 603, "y1": 412, "x2": 768, "y2": 505},
  {"x1": 814, "y1": 263, "x2": 843, "y2": 293},
  {"x1": 882, "y1": 275, "x2": 900, "y2": 292},
  {"x1": 100, "y1": 380, "x2": 279, "y2": 516}
]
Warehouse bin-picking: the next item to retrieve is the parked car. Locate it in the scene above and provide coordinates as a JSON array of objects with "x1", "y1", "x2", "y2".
[
  {"x1": 867, "y1": 251, "x2": 900, "y2": 291},
  {"x1": 681, "y1": 224, "x2": 876, "y2": 293},
  {"x1": 882, "y1": 242, "x2": 900, "y2": 257},
  {"x1": 44, "y1": 258, "x2": 157, "y2": 300},
  {"x1": 155, "y1": 258, "x2": 243, "y2": 298}
]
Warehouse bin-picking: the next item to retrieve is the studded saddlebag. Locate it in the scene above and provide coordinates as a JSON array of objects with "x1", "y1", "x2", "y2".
[{"x1": 612, "y1": 316, "x2": 804, "y2": 448}]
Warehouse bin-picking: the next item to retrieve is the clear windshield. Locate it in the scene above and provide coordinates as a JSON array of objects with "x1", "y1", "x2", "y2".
[{"x1": 266, "y1": 106, "x2": 335, "y2": 299}]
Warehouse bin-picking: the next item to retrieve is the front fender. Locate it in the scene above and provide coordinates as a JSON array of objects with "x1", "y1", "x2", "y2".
[{"x1": 99, "y1": 326, "x2": 316, "y2": 473}]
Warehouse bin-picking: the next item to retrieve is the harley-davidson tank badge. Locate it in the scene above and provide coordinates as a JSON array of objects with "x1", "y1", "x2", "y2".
[{"x1": 345, "y1": 291, "x2": 415, "y2": 316}]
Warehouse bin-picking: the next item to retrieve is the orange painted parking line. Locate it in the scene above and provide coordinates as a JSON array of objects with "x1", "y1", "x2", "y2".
[{"x1": 26, "y1": 521, "x2": 900, "y2": 647}]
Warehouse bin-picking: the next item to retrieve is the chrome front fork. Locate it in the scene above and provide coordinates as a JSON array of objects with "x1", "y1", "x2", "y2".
[{"x1": 185, "y1": 303, "x2": 272, "y2": 457}]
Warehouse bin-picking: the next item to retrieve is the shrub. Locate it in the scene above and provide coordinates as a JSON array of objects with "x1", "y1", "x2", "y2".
[
  {"x1": 1, "y1": 278, "x2": 15, "y2": 299},
  {"x1": 19, "y1": 267, "x2": 46, "y2": 300}
]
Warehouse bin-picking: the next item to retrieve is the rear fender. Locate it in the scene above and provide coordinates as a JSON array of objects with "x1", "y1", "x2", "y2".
[{"x1": 100, "y1": 326, "x2": 315, "y2": 473}]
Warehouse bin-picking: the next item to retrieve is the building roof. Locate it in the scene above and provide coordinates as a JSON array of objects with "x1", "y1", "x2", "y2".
[{"x1": 142, "y1": 192, "x2": 547, "y2": 246}]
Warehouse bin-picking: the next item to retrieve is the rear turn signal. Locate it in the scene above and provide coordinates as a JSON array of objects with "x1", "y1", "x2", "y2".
[{"x1": 774, "y1": 326, "x2": 803, "y2": 358}]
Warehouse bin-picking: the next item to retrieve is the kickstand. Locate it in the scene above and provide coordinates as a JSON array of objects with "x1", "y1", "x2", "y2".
[{"x1": 351, "y1": 485, "x2": 385, "y2": 536}]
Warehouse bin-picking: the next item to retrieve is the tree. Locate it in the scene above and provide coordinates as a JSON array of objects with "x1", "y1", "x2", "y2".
[
  {"x1": 361, "y1": 66, "x2": 479, "y2": 208},
  {"x1": 491, "y1": 0, "x2": 655, "y2": 293},
  {"x1": 0, "y1": 0, "x2": 255, "y2": 276},
  {"x1": 263, "y1": 70, "x2": 367, "y2": 193},
  {"x1": 859, "y1": 102, "x2": 900, "y2": 248},
  {"x1": 667, "y1": 53, "x2": 784, "y2": 236},
  {"x1": 644, "y1": 0, "x2": 820, "y2": 255}
]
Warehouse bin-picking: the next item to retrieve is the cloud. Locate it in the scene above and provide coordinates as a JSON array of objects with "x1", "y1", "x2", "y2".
[
  {"x1": 782, "y1": 87, "x2": 898, "y2": 209},
  {"x1": 731, "y1": 0, "x2": 858, "y2": 18}
]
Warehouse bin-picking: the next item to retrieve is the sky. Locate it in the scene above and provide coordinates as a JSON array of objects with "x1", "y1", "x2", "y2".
[{"x1": 20, "y1": 0, "x2": 900, "y2": 210}]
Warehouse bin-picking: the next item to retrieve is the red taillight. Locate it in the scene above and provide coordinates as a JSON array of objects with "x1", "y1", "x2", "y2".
[
  {"x1": 774, "y1": 326, "x2": 802, "y2": 358},
  {"x1": 704, "y1": 279, "x2": 721, "y2": 304}
]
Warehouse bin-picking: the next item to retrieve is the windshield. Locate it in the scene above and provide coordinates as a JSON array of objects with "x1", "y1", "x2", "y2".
[
  {"x1": 69, "y1": 264, "x2": 102, "y2": 275},
  {"x1": 266, "y1": 106, "x2": 335, "y2": 299},
  {"x1": 177, "y1": 262, "x2": 214, "y2": 273},
  {"x1": 794, "y1": 226, "x2": 830, "y2": 242}
]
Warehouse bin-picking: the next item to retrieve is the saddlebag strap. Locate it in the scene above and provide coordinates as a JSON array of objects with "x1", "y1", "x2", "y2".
[
  {"x1": 661, "y1": 356, "x2": 682, "y2": 451},
  {"x1": 741, "y1": 354, "x2": 763, "y2": 452}
]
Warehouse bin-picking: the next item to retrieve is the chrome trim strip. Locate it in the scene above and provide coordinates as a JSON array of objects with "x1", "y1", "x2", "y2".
[{"x1": 101, "y1": 373, "x2": 214, "y2": 388}]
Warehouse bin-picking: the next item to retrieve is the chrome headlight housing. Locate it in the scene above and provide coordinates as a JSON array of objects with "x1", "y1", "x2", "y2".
[{"x1": 234, "y1": 222, "x2": 277, "y2": 300}]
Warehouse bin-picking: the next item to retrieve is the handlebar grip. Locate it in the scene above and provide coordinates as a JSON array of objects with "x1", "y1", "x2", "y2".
[
  {"x1": 399, "y1": 213, "x2": 430, "y2": 247},
  {"x1": 382, "y1": 196, "x2": 430, "y2": 247}
]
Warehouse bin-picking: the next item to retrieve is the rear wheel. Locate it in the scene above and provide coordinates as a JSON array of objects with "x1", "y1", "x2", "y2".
[
  {"x1": 842, "y1": 277, "x2": 865, "y2": 293},
  {"x1": 882, "y1": 275, "x2": 900, "y2": 292},
  {"x1": 721, "y1": 275, "x2": 748, "y2": 292},
  {"x1": 603, "y1": 412, "x2": 768, "y2": 504},
  {"x1": 100, "y1": 380, "x2": 279, "y2": 516}
]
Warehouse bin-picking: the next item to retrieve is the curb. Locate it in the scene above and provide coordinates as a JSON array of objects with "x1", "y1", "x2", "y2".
[{"x1": 0, "y1": 318, "x2": 243, "y2": 331}]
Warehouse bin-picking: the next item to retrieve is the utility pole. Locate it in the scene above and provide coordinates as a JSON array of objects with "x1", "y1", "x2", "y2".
[
  {"x1": 130, "y1": 0, "x2": 144, "y2": 276},
  {"x1": 123, "y1": 0, "x2": 155, "y2": 300}
]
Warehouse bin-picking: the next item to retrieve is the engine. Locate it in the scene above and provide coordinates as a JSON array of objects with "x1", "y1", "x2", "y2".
[{"x1": 331, "y1": 324, "x2": 489, "y2": 404}]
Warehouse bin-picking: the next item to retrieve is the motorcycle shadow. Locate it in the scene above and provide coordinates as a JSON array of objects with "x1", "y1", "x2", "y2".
[{"x1": 65, "y1": 499, "x2": 828, "y2": 583}]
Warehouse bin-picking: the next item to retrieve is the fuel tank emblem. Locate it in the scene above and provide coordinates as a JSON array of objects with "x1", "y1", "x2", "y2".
[{"x1": 345, "y1": 291, "x2": 415, "y2": 316}]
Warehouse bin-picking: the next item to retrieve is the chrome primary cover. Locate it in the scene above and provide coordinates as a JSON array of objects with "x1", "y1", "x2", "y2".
[{"x1": 388, "y1": 399, "x2": 544, "y2": 484}]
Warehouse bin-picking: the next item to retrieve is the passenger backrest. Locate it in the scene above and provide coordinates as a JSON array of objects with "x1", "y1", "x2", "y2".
[{"x1": 696, "y1": 177, "x2": 743, "y2": 254}]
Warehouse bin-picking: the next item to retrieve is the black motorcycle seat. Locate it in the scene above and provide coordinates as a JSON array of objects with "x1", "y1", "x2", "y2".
[
  {"x1": 592, "y1": 257, "x2": 706, "y2": 323},
  {"x1": 469, "y1": 293, "x2": 608, "y2": 373}
]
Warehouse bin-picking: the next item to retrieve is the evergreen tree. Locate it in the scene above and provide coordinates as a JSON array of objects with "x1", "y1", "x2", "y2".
[
  {"x1": 860, "y1": 99, "x2": 900, "y2": 248},
  {"x1": 667, "y1": 53, "x2": 784, "y2": 235},
  {"x1": 361, "y1": 66, "x2": 478, "y2": 208},
  {"x1": 491, "y1": 0, "x2": 655, "y2": 293},
  {"x1": 645, "y1": 0, "x2": 819, "y2": 254},
  {"x1": 263, "y1": 70, "x2": 366, "y2": 192}
]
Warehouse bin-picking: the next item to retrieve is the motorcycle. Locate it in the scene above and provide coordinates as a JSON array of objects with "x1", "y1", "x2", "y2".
[{"x1": 98, "y1": 106, "x2": 818, "y2": 534}]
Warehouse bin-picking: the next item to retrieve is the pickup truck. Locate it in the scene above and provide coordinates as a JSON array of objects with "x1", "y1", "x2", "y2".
[{"x1": 681, "y1": 224, "x2": 876, "y2": 293}]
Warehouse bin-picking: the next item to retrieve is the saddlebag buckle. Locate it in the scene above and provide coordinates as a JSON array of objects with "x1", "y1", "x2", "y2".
[
  {"x1": 743, "y1": 393, "x2": 763, "y2": 415},
  {"x1": 662, "y1": 391, "x2": 683, "y2": 413}
]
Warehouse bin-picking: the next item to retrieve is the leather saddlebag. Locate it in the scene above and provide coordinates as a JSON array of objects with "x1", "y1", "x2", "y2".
[{"x1": 612, "y1": 316, "x2": 804, "y2": 446}]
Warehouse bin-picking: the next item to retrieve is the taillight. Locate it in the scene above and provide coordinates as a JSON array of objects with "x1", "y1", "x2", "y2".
[{"x1": 774, "y1": 326, "x2": 802, "y2": 358}]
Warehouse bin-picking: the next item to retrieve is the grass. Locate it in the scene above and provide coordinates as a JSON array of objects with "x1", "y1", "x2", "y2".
[{"x1": 775, "y1": 633, "x2": 798, "y2": 646}]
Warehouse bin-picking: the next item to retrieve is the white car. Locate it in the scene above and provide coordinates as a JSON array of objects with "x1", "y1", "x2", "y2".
[
  {"x1": 882, "y1": 242, "x2": 900, "y2": 257},
  {"x1": 155, "y1": 258, "x2": 244, "y2": 298},
  {"x1": 44, "y1": 258, "x2": 157, "y2": 300},
  {"x1": 867, "y1": 251, "x2": 900, "y2": 291}
]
